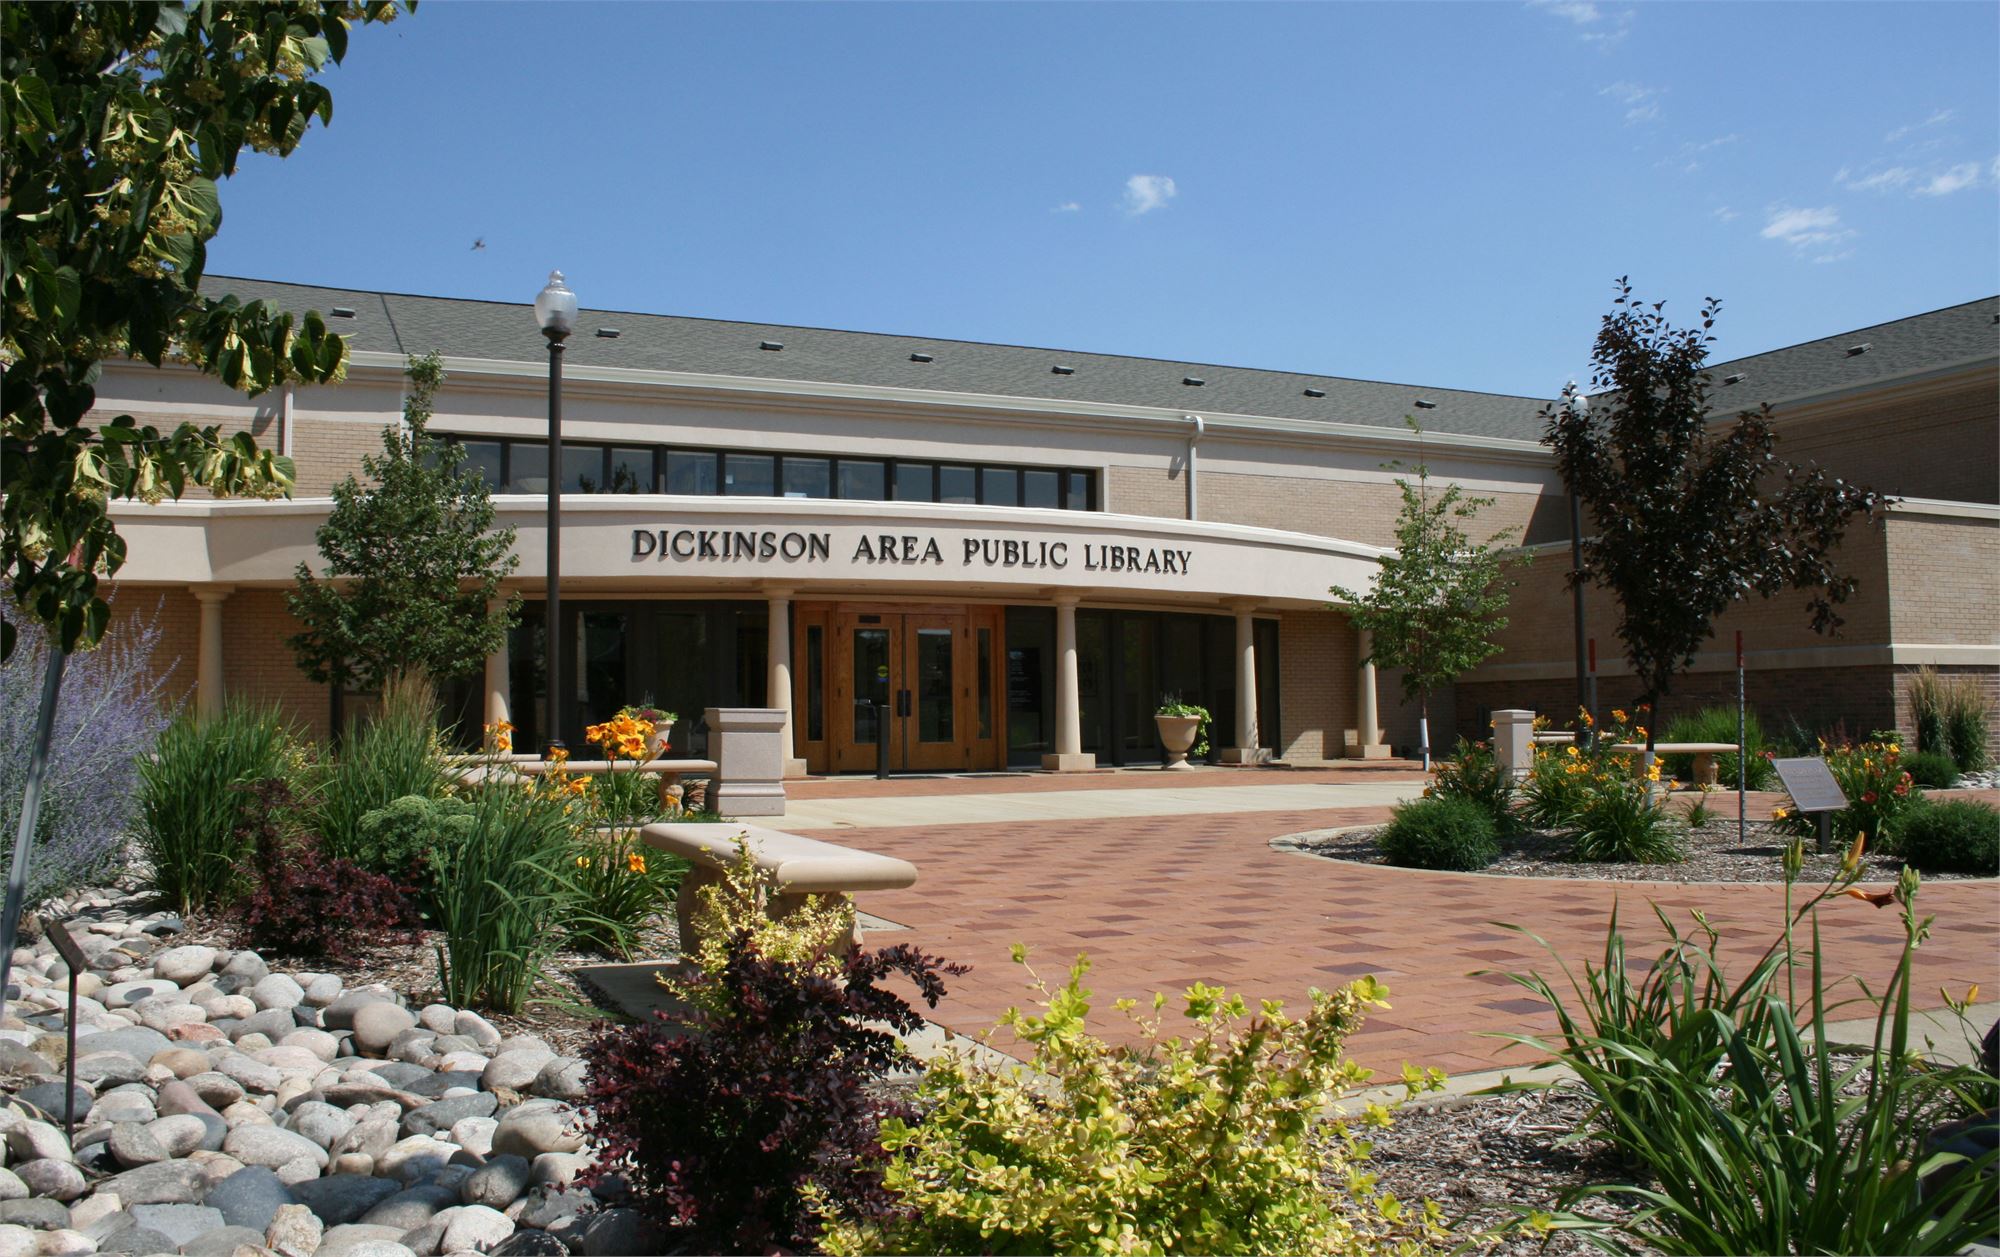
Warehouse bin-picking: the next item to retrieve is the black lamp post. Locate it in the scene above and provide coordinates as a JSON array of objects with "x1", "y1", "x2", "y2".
[
  {"x1": 1559, "y1": 383, "x2": 1596, "y2": 748},
  {"x1": 535, "y1": 271, "x2": 578, "y2": 755}
]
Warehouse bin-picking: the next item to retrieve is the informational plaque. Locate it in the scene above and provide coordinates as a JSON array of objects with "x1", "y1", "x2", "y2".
[
  {"x1": 1772, "y1": 758, "x2": 1848, "y2": 815},
  {"x1": 44, "y1": 918, "x2": 86, "y2": 971}
]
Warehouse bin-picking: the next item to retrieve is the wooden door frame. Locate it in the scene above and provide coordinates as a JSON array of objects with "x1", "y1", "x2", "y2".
[{"x1": 797, "y1": 601, "x2": 1007, "y2": 774}]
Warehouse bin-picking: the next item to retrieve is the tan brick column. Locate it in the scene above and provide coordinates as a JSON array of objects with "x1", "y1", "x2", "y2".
[
  {"x1": 1221, "y1": 600, "x2": 1266, "y2": 763},
  {"x1": 483, "y1": 594, "x2": 511, "y2": 729},
  {"x1": 194, "y1": 586, "x2": 232, "y2": 720},
  {"x1": 1042, "y1": 595, "x2": 1095, "y2": 771},
  {"x1": 1349, "y1": 626, "x2": 1390, "y2": 759},
  {"x1": 766, "y1": 588, "x2": 807, "y2": 778}
]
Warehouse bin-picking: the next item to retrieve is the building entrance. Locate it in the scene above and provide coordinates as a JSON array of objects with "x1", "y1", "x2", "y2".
[{"x1": 793, "y1": 603, "x2": 1005, "y2": 774}]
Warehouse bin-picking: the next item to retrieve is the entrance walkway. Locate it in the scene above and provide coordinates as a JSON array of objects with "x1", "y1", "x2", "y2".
[{"x1": 814, "y1": 769, "x2": 2000, "y2": 1080}]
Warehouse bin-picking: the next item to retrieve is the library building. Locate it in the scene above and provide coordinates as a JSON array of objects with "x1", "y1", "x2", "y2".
[{"x1": 95, "y1": 278, "x2": 1998, "y2": 773}]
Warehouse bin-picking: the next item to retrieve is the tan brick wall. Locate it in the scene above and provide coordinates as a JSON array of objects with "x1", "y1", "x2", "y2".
[
  {"x1": 1892, "y1": 665, "x2": 2000, "y2": 751},
  {"x1": 219, "y1": 589, "x2": 330, "y2": 739},
  {"x1": 1884, "y1": 513, "x2": 2000, "y2": 645},
  {"x1": 289, "y1": 416, "x2": 390, "y2": 498},
  {"x1": 103, "y1": 586, "x2": 201, "y2": 710},
  {"x1": 1114, "y1": 465, "x2": 1550, "y2": 549},
  {"x1": 1768, "y1": 374, "x2": 1998, "y2": 505},
  {"x1": 1276, "y1": 608, "x2": 1353, "y2": 760},
  {"x1": 1108, "y1": 465, "x2": 1187, "y2": 520}
]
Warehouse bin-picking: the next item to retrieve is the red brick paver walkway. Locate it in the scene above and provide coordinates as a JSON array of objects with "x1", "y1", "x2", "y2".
[{"x1": 849, "y1": 803, "x2": 2000, "y2": 1080}]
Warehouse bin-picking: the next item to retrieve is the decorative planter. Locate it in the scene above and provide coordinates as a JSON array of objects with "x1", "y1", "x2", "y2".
[
  {"x1": 645, "y1": 726, "x2": 672, "y2": 759},
  {"x1": 1155, "y1": 714, "x2": 1202, "y2": 770}
]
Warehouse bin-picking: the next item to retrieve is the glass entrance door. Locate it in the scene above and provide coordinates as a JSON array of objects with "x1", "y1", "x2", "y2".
[{"x1": 819, "y1": 607, "x2": 1003, "y2": 774}]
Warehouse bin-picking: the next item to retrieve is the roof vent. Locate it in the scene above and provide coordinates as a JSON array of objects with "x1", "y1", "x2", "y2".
[
  {"x1": 1722, "y1": 372, "x2": 1745, "y2": 385},
  {"x1": 909, "y1": 352, "x2": 933, "y2": 363},
  {"x1": 1182, "y1": 376, "x2": 1205, "y2": 387},
  {"x1": 1303, "y1": 388, "x2": 1326, "y2": 398},
  {"x1": 595, "y1": 328, "x2": 620, "y2": 339},
  {"x1": 1845, "y1": 343, "x2": 1871, "y2": 357},
  {"x1": 1413, "y1": 399, "x2": 1438, "y2": 410},
  {"x1": 759, "y1": 340, "x2": 784, "y2": 352},
  {"x1": 329, "y1": 306, "x2": 356, "y2": 319},
  {"x1": 1051, "y1": 364, "x2": 1075, "y2": 375}
]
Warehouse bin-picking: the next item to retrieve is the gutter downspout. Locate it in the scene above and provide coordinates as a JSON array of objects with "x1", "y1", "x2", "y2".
[
  {"x1": 280, "y1": 383, "x2": 296, "y2": 458},
  {"x1": 1185, "y1": 413, "x2": 1205, "y2": 521}
]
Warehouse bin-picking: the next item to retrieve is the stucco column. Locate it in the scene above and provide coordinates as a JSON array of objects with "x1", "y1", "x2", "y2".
[
  {"x1": 483, "y1": 594, "x2": 511, "y2": 731},
  {"x1": 1042, "y1": 596, "x2": 1094, "y2": 771},
  {"x1": 193, "y1": 586, "x2": 232, "y2": 720},
  {"x1": 1347, "y1": 626, "x2": 1390, "y2": 759},
  {"x1": 766, "y1": 589, "x2": 808, "y2": 779},
  {"x1": 1220, "y1": 600, "x2": 1266, "y2": 764}
]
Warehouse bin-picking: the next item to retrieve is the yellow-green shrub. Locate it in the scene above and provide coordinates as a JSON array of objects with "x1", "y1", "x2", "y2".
[
  {"x1": 819, "y1": 950, "x2": 1446, "y2": 1257},
  {"x1": 661, "y1": 834, "x2": 855, "y2": 1014}
]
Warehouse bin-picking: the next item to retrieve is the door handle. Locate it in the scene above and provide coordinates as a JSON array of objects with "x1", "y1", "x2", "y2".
[{"x1": 896, "y1": 689, "x2": 912, "y2": 718}]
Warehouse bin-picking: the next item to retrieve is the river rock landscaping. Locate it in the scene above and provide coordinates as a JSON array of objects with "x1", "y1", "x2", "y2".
[{"x1": 0, "y1": 884, "x2": 663, "y2": 1257}]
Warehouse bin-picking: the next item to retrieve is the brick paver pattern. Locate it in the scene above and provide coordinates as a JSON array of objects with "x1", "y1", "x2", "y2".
[{"x1": 844, "y1": 782, "x2": 2000, "y2": 1081}]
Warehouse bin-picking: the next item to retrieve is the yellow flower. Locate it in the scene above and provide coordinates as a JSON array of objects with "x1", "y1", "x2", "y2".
[
  {"x1": 626, "y1": 851, "x2": 647, "y2": 874},
  {"x1": 576, "y1": 854, "x2": 590, "y2": 868},
  {"x1": 1611, "y1": 708, "x2": 1628, "y2": 724}
]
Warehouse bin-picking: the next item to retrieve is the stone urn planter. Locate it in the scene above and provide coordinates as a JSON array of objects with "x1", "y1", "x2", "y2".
[{"x1": 1155, "y1": 714, "x2": 1203, "y2": 770}]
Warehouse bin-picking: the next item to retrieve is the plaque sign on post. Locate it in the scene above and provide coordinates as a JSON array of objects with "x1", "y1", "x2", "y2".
[
  {"x1": 1772, "y1": 757, "x2": 1849, "y2": 854},
  {"x1": 43, "y1": 919, "x2": 87, "y2": 1140}
]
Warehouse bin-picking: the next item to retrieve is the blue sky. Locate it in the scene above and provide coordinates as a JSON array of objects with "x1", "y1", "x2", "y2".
[{"x1": 207, "y1": 1, "x2": 1999, "y2": 398}]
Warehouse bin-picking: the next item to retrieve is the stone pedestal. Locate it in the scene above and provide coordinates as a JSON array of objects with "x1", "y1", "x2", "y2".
[
  {"x1": 1492, "y1": 708, "x2": 1536, "y2": 781},
  {"x1": 705, "y1": 707, "x2": 789, "y2": 816}
]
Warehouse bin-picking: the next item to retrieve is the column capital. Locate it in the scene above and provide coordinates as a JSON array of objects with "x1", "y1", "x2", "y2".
[
  {"x1": 193, "y1": 584, "x2": 235, "y2": 605},
  {"x1": 1226, "y1": 596, "x2": 1261, "y2": 614},
  {"x1": 1045, "y1": 591, "x2": 1082, "y2": 608},
  {"x1": 761, "y1": 585, "x2": 796, "y2": 601}
]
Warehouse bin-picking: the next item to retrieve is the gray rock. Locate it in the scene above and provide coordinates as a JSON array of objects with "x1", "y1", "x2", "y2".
[
  {"x1": 355, "y1": 1062, "x2": 433, "y2": 1093},
  {"x1": 216, "y1": 1053, "x2": 286, "y2": 1095},
  {"x1": 377, "y1": 1136, "x2": 459, "y2": 1183},
  {"x1": 451, "y1": 1012, "x2": 501, "y2": 1052},
  {"x1": 576, "y1": 1208, "x2": 662, "y2": 1257},
  {"x1": 95, "y1": 1224, "x2": 180, "y2": 1255},
  {"x1": 350, "y1": 1005, "x2": 417, "y2": 1057},
  {"x1": 490, "y1": 1230, "x2": 568, "y2": 1257},
  {"x1": 102, "y1": 1157, "x2": 207, "y2": 1205},
  {"x1": 302, "y1": 975, "x2": 344, "y2": 1008},
  {"x1": 222, "y1": 952, "x2": 269, "y2": 982},
  {"x1": 0, "y1": 1169, "x2": 23, "y2": 1203},
  {"x1": 490, "y1": 1108, "x2": 582, "y2": 1160},
  {"x1": 290, "y1": 1175, "x2": 402, "y2": 1227},
  {"x1": 330, "y1": 1118, "x2": 398, "y2": 1163},
  {"x1": 441, "y1": 1204, "x2": 512, "y2": 1254},
  {"x1": 0, "y1": 1198, "x2": 69, "y2": 1230},
  {"x1": 223, "y1": 1125, "x2": 328, "y2": 1171},
  {"x1": 128, "y1": 1202, "x2": 225, "y2": 1247},
  {"x1": 13, "y1": 1081, "x2": 91, "y2": 1122},
  {"x1": 320, "y1": 989, "x2": 400, "y2": 1033},
  {"x1": 151, "y1": 946, "x2": 219, "y2": 985},
  {"x1": 360, "y1": 1183, "x2": 459, "y2": 1230},
  {"x1": 401, "y1": 1094, "x2": 496, "y2": 1140},
  {"x1": 526, "y1": 1154, "x2": 590, "y2": 1190},
  {"x1": 11, "y1": 1159, "x2": 84, "y2": 1201},
  {"x1": 278, "y1": 1028, "x2": 340, "y2": 1064},
  {"x1": 72, "y1": 1026, "x2": 170, "y2": 1063},
  {"x1": 202, "y1": 1166, "x2": 298, "y2": 1232},
  {"x1": 102, "y1": 978, "x2": 181, "y2": 1009},
  {"x1": 231, "y1": 1009, "x2": 300, "y2": 1043},
  {"x1": 4, "y1": 1119, "x2": 73, "y2": 1163},
  {"x1": 416, "y1": 1006, "x2": 457, "y2": 1036},
  {"x1": 143, "y1": 1112, "x2": 213, "y2": 1157},
  {"x1": 492, "y1": 1037, "x2": 552, "y2": 1059},
  {"x1": 155, "y1": 1078, "x2": 226, "y2": 1119},
  {"x1": 142, "y1": 916, "x2": 185, "y2": 937},
  {"x1": 179, "y1": 1223, "x2": 271, "y2": 1256},
  {"x1": 86, "y1": 1091, "x2": 157, "y2": 1128},
  {"x1": 251, "y1": 974, "x2": 306, "y2": 1013},
  {"x1": 316, "y1": 1222, "x2": 416, "y2": 1257},
  {"x1": 108, "y1": 1121, "x2": 169, "y2": 1168},
  {"x1": 72, "y1": 1050, "x2": 148, "y2": 1087},
  {"x1": 184, "y1": 1071, "x2": 247, "y2": 1109},
  {"x1": 530, "y1": 1058, "x2": 587, "y2": 1102},
  {"x1": 287, "y1": 1100, "x2": 355, "y2": 1149},
  {"x1": 0, "y1": 1041, "x2": 52, "y2": 1074},
  {"x1": 516, "y1": 1188, "x2": 591, "y2": 1231},
  {"x1": 398, "y1": 1211, "x2": 451, "y2": 1257},
  {"x1": 402, "y1": 1070, "x2": 480, "y2": 1100},
  {"x1": 478, "y1": 1051, "x2": 554, "y2": 1093},
  {"x1": 459, "y1": 1155, "x2": 532, "y2": 1211}
]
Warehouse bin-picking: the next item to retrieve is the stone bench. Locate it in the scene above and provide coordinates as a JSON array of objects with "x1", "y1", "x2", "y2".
[
  {"x1": 453, "y1": 758, "x2": 718, "y2": 811},
  {"x1": 1610, "y1": 741, "x2": 1740, "y2": 788},
  {"x1": 640, "y1": 821, "x2": 918, "y2": 955}
]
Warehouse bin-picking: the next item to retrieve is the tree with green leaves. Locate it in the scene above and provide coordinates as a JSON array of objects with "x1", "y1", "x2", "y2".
[
  {"x1": 1332, "y1": 420, "x2": 1519, "y2": 770},
  {"x1": 1544, "y1": 278, "x2": 1880, "y2": 754},
  {"x1": 289, "y1": 354, "x2": 519, "y2": 700},
  {"x1": 2, "y1": 0, "x2": 407, "y2": 657}
]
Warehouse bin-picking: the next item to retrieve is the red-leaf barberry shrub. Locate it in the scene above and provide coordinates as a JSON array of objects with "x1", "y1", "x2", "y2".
[
  {"x1": 233, "y1": 778, "x2": 417, "y2": 963},
  {"x1": 582, "y1": 935, "x2": 966, "y2": 1254}
]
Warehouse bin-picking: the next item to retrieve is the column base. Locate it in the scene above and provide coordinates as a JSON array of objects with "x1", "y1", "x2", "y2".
[
  {"x1": 1041, "y1": 752, "x2": 1097, "y2": 772},
  {"x1": 783, "y1": 757, "x2": 810, "y2": 780},
  {"x1": 1344, "y1": 743, "x2": 1393, "y2": 760},
  {"x1": 1219, "y1": 747, "x2": 1270, "y2": 765}
]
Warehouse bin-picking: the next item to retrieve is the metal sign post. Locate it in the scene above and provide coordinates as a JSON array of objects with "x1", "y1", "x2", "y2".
[
  {"x1": 1773, "y1": 757, "x2": 1849, "y2": 854},
  {"x1": 44, "y1": 919, "x2": 86, "y2": 1142},
  {"x1": 1586, "y1": 637, "x2": 1599, "y2": 751},
  {"x1": 1737, "y1": 630, "x2": 1747, "y2": 846}
]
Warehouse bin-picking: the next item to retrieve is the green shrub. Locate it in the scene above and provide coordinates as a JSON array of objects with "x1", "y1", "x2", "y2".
[
  {"x1": 1909, "y1": 666, "x2": 1950, "y2": 759},
  {"x1": 819, "y1": 952, "x2": 1446, "y2": 1257},
  {"x1": 1570, "y1": 769, "x2": 1684, "y2": 864},
  {"x1": 1429, "y1": 737, "x2": 1518, "y2": 833},
  {"x1": 1902, "y1": 749, "x2": 1960, "y2": 790},
  {"x1": 557, "y1": 830, "x2": 686, "y2": 959},
  {"x1": 1492, "y1": 858, "x2": 1999, "y2": 1255},
  {"x1": 311, "y1": 678, "x2": 448, "y2": 871},
  {"x1": 1519, "y1": 744, "x2": 1594, "y2": 830},
  {"x1": 1942, "y1": 681, "x2": 1992, "y2": 773},
  {"x1": 1660, "y1": 706, "x2": 1774, "y2": 789},
  {"x1": 1897, "y1": 800, "x2": 1999, "y2": 875},
  {"x1": 1774, "y1": 739, "x2": 1920, "y2": 850},
  {"x1": 429, "y1": 781, "x2": 580, "y2": 1012},
  {"x1": 355, "y1": 793, "x2": 475, "y2": 889},
  {"x1": 138, "y1": 703, "x2": 292, "y2": 914},
  {"x1": 1381, "y1": 795, "x2": 1500, "y2": 871}
]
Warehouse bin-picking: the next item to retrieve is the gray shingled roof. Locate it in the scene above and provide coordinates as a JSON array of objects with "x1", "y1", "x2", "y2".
[{"x1": 201, "y1": 276, "x2": 1997, "y2": 443}]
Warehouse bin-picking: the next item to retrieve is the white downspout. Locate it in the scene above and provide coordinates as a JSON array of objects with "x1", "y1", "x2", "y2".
[
  {"x1": 280, "y1": 382, "x2": 296, "y2": 458},
  {"x1": 1185, "y1": 413, "x2": 1205, "y2": 521}
]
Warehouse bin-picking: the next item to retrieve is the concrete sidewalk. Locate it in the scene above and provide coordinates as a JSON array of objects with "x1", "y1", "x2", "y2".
[{"x1": 781, "y1": 778, "x2": 1428, "y2": 830}]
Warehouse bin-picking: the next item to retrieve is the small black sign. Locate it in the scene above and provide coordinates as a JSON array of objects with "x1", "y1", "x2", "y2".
[
  {"x1": 44, "y1": 919, "x2": 86, "y2": 971},
  {"x1": 1773, "y1": 757, "x2": 1848, "y2": 814}
]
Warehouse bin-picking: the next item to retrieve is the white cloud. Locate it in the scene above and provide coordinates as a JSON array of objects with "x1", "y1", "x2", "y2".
[
  {"x1": 1840, "y1": 166, "x2": 1915, "y2": 192},
  {"x1": 1885, "y1": 109, "x2": 1954, "y2": 143},
  {"x1": 1712, "y1": 205, "x2": 1740, "y2": 223},
  {"x1": 1528, "y1": 0, "x2": 1600, "y2": 24},
  {"x1": 1600, "y1": 81, "x2": 1662, "y2": 124},
  {"x1": 1662, "y1": 133, "x2": 1737, "y2": 173},
  {"x1": 1122, "y1": 174, "x2": 1178, "y2": 216},
  {"x1": 1761, "y1": 205, "x2": 1855, "y2": 253},
  {"x1": 1812, "y1": 249, "x2": 1855, "y2": 265},
  {"x1": 1051, "y1": 201, "x2": 1081, "y2": 213},
  {"x1": 1917, "y1": 162, "x2": 1981, "y2": 196}
]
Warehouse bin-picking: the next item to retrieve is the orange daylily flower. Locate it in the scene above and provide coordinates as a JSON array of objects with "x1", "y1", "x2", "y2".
[{"x1": 1843, "y1": 886, "x2": 1898, "y2": 908}]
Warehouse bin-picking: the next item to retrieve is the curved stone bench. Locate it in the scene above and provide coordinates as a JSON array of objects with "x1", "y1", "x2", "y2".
[
  {"x1": 454, "y1": 758, "x2": 718, "y2": 810},
  {"x1": 641, "y1": 821, "x2": 918, "y2": 954},
  {"x1": 1610, "y1": 741, "x2": 1740, "y2": 788}
]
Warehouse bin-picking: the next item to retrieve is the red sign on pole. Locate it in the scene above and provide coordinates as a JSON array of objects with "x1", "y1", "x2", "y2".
[{"x1": 1735, "y1": 630, "x2": 1744, "y2": 669}]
